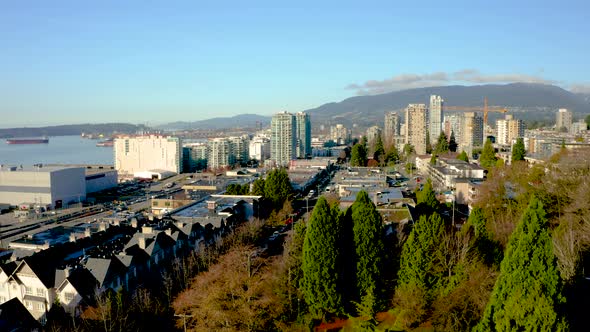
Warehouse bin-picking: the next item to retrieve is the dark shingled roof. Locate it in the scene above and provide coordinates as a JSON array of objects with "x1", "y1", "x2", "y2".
[{"x1": 0, "y1": 298, "x2": 42, "y2": 331}]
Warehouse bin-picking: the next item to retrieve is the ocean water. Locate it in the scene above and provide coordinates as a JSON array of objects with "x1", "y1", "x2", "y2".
[{"x1": 0, "y1": 136, "x2": 114, "y2": 165}]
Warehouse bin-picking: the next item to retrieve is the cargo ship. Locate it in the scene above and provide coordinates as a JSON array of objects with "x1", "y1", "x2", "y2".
[
  {"x1": 5, "y1": 137, "x2": 49, "y2": 144},
  {"x1": 96, "y1": 139, "x2": 114, "y2": 147}
]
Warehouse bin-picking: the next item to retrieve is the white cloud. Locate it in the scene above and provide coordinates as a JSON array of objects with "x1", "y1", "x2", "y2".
[
  {"x1": 453, "y1": 69, "x2": 556, "y2": 84},
  {"x1": 346, "y1": 72, "x2": 449, "y2": 95},
  {"x1": 570, "y1": 84, "x2": 590, "y2": 94},
  {"x1": 346, "y1": 69, "x2": 557, "y2": 95}
]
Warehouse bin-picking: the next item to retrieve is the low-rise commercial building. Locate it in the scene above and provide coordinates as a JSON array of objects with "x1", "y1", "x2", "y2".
[{"x1": 0, "y1": 165, "x2": 86, "y2": 209}]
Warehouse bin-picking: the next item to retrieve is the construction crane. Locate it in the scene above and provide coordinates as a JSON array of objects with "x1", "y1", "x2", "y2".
[{"x1": 445, "y1": 97, "x2": 508, "y2": 126}]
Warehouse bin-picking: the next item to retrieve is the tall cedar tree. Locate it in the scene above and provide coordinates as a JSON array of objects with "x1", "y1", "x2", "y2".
[
  {"x1": 398, "y1": 212, "x2": 445, "y2": 296},
  {"x1": 373, "y1": 135, "x2": 385, "y2": 163},
  {"x1": 350, "y1": 191, "x2": 386, "y2": 308},
  {"x1": 302, "y1": 197, "x2": 344, "y2": 316},
  {"x1": 476, "y1": 197, "x2": 568, "y2": 331},
  {"x1": 457, "y1": 150, "x2": 469, "y2": 162},
  {"x1": 250, "y1": 178, "x2": 265, "y2": 196},
  {"x1": 264, "y1": 168, "x2": 292, "y2": 207},
  {"x1": 350, "y1": 143, "x2": 368, "y2": 167},
  {"x1": 479, "y1": 139, "x2": 497, "y2": 169},
  {"x1": 511, "y1": 137, "x2": 526, "y2": 162},
  {"x1": 461, "y1": 207, "x2": 501, "y2": 266},
  {"x1": 435, "y1": 132, "x2": 449, "y2": 154},
  {"x1": 416, "y1": 179, "x2": 438, "y2": 216},
  {"x1": 449, "y1": 131, "x2": 458, "y2": 152}
]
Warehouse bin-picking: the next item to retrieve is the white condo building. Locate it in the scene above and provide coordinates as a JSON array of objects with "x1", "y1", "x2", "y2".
[
  {"x1": 556, "y1": 108, "x2": 573, "y2": 132},
  {"x1": 114, "y1": 135, "x2": 182, "y2": 177},
  {"x1": 249, "y1": 137, "x2": 271, "y2": 162},
  {"x1": 496, "y1": 114, "x2": 525, "y2": 145},
  {"x1": 405, "y1": 104, "x2": 428, "y2": 155},
  {"x1": 330, "y1": 124, "x2": 350, "y2": 145},
  {"x1": 429, "y1": 95, "x2": 444, "y2": 144},
  {"x1": 270, "y1": 112, "x2": 297, "y2": 166},
  {"x1": 444, "y1": 114, "x2": 463, "y2": 143}
]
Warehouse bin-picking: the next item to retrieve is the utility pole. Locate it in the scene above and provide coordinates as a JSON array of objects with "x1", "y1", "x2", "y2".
[
  {"x1": 452, "y1": 192, "x2": 455, "y2": 228},
  {"x1": 175, "y1": 313, "x2": 193, "y2": 332}
]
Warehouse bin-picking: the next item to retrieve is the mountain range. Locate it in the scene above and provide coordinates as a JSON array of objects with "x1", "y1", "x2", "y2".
[
  {"x1": 303, "y1": 83, "x2": 590, "y2": 128},
  {"x1": 158, "y1": 114, "x2": 270, "y2": 131},
  {"x1": 2, "y1": 84, "x2": 588, "y2": 136}
]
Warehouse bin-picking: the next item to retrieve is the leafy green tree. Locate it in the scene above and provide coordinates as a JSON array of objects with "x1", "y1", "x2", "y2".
[
  {"x1": 449, "y1": 131, "x2": 458, "y2": 152},
  {"x1": 403, "y1": 144, "x2": 414, "y2": 161},
  {"x1": 511, "y1": 137, "x2": 526, "y2": 162},
  {"x1": 350, "y1": 191, "x2": 385, "y2": 308},
  {"x1": 302, "y1": 197, "x2": 344, "y2": 316},
  {"x1": 586, "y1": 114, "x2": 590, "y2": 130},
  {"x1": 264, "y1": 168, "x2": 292, "y2": 207},
  {"x1": 479, "y1": 139, "x2": 497, "y2": 169},
  {"x1": 457, "y1": 150, "x2": 469, "y2": 163},
  {"x1": 476, "y1": 197, "x2": 568, "y2": 331},
  {"x1": 373, "y1": 135, "x2": 385, "y2": 163},
  {"x1": 398, "y1": 212, "x2": 445, "y2": 297},
  {"x1": 430, "y1": 154, "x2": 437, "y2": 165},
  {"x1": 416, "y1": 178, "x2": 438, "y2": 216},
  {"x1": 250, "y1": 178, "x2": 265, "y2": 196},
  {"x1": 385, "y1": 145, "x2": 400, "y2": 166},
  {"x1": 350, "y1": 143, "x2": 368, "y2": 167},
  {"x1": 435, "y1": 132, "x2": 449, "y2": 154},
  {"x1": 360, "y1": 135, "x2": 368, "y2": 147}
]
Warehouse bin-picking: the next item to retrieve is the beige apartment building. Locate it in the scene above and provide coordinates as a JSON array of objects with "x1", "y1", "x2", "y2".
[
  {"x1": 114, "y1": 135, "x2": 182, "y2": 178},
  {"x1": 405, "y1": 104, "x2": 428, "y2": 155}
]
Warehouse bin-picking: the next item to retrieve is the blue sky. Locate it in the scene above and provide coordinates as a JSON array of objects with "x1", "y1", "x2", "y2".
[{"x1": 0, "y1": 0, "x2": 588, "y2": 127}]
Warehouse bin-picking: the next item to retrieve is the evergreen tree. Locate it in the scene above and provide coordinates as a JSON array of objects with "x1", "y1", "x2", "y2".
[
  {"x1": 350, "y1": 191, "x2": 385, "y2": 307},
  {"x1": 449, "y1": 131, "x2": 458, "y2": 152},
  {"x1": 511, "y1": 137, "x2": 526, "y2": 162},
  {"x1": 373, "y1": 135, "x2": 385, "y2": 163},
  {"x1": 264, "y1": 168, "x2": 292, "y2": 207},
  {"x1": 398, "y1": 212, "x2": 445, "y2": 295},
  {"x1": 302, "y1": 197, "x2": 344, "y2": 315},
  {"x1": 430, "y1": 154, "x2": 437, "y2": 165},
  {"x1": 416, "y1": 178, "x2": 438, "y2": 216},
  {"x1": 435, "y1": 132, "x2": 449, "y2": 154},
  {"x1": 250, "y1": 178, "x2": 265, "y2": 196},
  {"x1": 350, "y1": 143, "x2": 368, "y2": 167},
  {"x1": 360, "y1": 135, "x2": 368, "y2": 148},
  {"x1": 461, "y1": 207, "x2": 501, "y2": 266},
  {"x1": 457, "y1": 150, "x2": 469, "y2": 163},
  {"x1": 384, "y1": 145, "x2": 400, "y2": 166},
  {"x1": 479, "y1": 139, "x2": 497, "y2": 169},
  {"x1": 476, "y1": 197, "x2": 568, "y2": 331}
]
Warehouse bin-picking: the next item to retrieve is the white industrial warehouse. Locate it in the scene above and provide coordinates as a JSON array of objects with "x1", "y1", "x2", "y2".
[{"x1": 0, "y1": 165, "x2": 118, "y2": 209}]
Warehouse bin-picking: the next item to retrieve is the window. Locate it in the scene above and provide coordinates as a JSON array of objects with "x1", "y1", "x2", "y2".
[
  {"x1": 37, "y1": 288, "x2": 45, "y2": 297},
  {"x1": 36, "y1": 302, "x2": 45, "y2": 311},
  {"x1": 25, "y1": 286, "x2": 32, "y2": 295},
  {"x1": 64, "y1": 292, "x2": 75, "y2": 302},
  {"x1": 25, "y1": 300, "x2": 33, "y2": 309},
  {"x1": 0, "y1": 296, "x2": 6, "y2": 303}
]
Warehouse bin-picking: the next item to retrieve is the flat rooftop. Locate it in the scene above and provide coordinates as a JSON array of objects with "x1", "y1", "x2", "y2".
[{"x1": 0, "y1": 165, "x2": 82, "y2": 173}]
